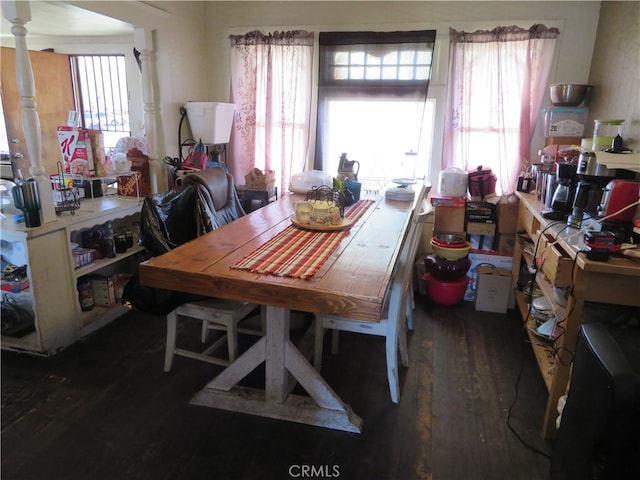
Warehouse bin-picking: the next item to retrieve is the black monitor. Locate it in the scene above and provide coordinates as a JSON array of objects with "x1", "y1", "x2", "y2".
[{"x1": 550, "y1": 321, "x2": 640, "y2": 479}]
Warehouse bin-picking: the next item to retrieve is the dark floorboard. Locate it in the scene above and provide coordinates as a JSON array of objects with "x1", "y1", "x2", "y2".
[{"x1": 1, "y1": 297, "x2": 553, "y2": 480}]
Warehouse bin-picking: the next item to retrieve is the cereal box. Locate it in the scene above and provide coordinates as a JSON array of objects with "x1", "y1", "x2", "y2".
[{"x1": 57, "y1": 126, "x2": 95, "y2": 177}]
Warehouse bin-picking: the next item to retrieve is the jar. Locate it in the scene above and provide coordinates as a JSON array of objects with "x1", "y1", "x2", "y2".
[
  {"x1": 77, "y1": 278, "x2": 94, "y2": 312},
  {"x1": 124, "y1": 229, "x2": 134, "y2": 248},
  {"x1": 114, "y1": 233, "x2": 128, "y2": 253},
  {"x1": 592, "y1": 119, "x2": 624, "y2": 151}
]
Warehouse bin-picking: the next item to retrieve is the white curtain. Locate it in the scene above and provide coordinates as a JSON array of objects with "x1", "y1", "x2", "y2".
[
  {"x1": 442, "y1": 25, "x2": 559, "y2": 195},
  {"x1": 229, "y1": 30, "x2": 314, "y2": 193}
]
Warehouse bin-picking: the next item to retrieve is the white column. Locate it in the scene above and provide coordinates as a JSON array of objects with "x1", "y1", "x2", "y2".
[
  {"x1": 3, "y1": 0, "x2": 56, "y2": 222},
  {"x1": 134, "y1": 27, "x2": 166, "y2": 193}
]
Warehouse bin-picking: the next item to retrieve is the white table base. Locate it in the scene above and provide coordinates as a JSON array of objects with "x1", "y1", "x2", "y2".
[{"x1": 190, "y1": 305, "x2": 363, "y2": 433}]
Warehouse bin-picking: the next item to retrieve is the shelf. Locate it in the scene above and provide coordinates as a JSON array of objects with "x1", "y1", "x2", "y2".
[
  {"x1": 73, "y1": 246, "x2": 144, "y2": 279},
  {"x1": 80, "y1": 304, "x2": 131, "y2": 336},
  {"x1": 515, "y1": 291, "x2": 555, "y2": 392},
  {"x1": 0, "y1": 330, "x2": 41, "y2": 354}
]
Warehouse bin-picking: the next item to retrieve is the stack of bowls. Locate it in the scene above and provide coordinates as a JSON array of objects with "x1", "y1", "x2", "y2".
[{"x1": 423, "y1": 234, "x2": 472, "y2": 305}]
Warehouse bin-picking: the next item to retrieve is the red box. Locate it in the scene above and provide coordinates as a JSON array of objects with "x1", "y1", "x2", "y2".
[
  {"x1": 430, "y1": 194, "x2": 466, "y2": 208},
  {"x1": 117, "y1": 156, "x2": 150, "y2": 197},
  {"x1": 56, "y1": 126, "x2": 95, "y2": 177}
]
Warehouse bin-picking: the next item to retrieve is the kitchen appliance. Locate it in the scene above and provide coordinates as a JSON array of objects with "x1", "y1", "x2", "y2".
[
  {"x1": 592, "y1": 119, "x2": 624, "y2": 151},
  {"x1": 543, "y1": 162, "x2": 577, "y2": 220},
  {"x1": 567, "y1": 151, "x2": 616, "y2": 229},
  {"x1": 438, "y1": 167, "x2": 468, "y2": 197},
  {"x1": 11, "y1": 178, "x2": 42, "y2": 228},
  {"x1": 597, "y1": 179, "x2": 640, "y2": 235}
]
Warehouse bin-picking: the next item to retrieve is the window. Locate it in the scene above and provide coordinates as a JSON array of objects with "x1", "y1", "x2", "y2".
[
  {"x1": 71, "y1": 55, "x2": 131, "y2": 149},
  {"x1": 443, "y1": 25, "x2": 559, "y2": 195},
  {"x1": 316, "y1": 30, "x2": 436, "y2": 191}
]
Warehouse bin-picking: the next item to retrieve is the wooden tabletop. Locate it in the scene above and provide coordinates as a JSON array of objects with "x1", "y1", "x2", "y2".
[{"x1": 139, "y1": 188, "x2": 423, "y2": 322}]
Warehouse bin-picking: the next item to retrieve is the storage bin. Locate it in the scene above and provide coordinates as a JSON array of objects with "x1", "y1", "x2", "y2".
[
  {"x1": 184, "y1": 102, "x2": 235, "y2": 145},
  {"x1": 542, "y1": 107, "x2": 588, "y2": 137}
]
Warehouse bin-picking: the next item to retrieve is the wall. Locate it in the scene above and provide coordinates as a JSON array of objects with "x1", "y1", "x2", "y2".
[
  {"x1": 587, "y1": 0, "x2": 639, "y2": 152},
  {"x1": 3, "y1": 1, "x2": 608, "y2": 187},
  {"x1": 203, "y1": 1, "x2": 601, "y2": 182}
]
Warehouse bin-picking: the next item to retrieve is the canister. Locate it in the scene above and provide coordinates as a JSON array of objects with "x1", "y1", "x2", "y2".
[
  {"x1": 592, "y1": 119, "x2": 624, "y2": 151},
  {"x1": 77, "y1": 278, "x2": 94, "y2": 312}
]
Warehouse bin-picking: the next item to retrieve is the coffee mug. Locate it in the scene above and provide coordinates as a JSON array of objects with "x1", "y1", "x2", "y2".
[{"x1": 295, "y1": 200, "x2": 340, "y2": 226}]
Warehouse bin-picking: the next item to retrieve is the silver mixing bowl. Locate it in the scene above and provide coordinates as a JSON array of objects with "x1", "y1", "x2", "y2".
[{"x1": 549, "y1": 84, "x2": 592, "y2": 107}]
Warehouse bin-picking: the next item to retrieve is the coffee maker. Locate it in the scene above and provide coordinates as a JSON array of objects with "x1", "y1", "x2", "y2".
[
  {"x1": 567, "y1": 151, "x2": 616, "y2": 229},
  {"x1": 543, "y1": 162, "x2": 577, "y2": 221}
]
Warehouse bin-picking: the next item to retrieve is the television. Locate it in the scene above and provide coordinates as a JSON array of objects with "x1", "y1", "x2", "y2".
[{"x1": 550, "y1": 321, "x2": 640, "y2": 479}]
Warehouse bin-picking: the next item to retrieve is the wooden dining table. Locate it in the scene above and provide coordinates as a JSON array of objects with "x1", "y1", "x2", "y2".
[{"x1": 139, "y1": 184, "x2": 425, "y2": 433}]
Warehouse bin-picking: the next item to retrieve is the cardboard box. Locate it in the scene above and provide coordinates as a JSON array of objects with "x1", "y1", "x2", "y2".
[
  {"x1": 466, "y1": 221, "x2": 496, "y2": 236},
  {"x1": 89, "y1": 274, "x2": 116, "y2": 306},
  {"x1": 56, "y1": 126, "x2": 95, "y2": 177},
  {"x1": 430, "y1": 195, "x2": 466, "y2": 208},
  {"x1": 433, "y1": 205, "x2": 465, "y2": 234},
  {"x1": 496, "y1": 196, "x2": 520, "y2": 234},
  {"x1": 117, "y1": 155, "x2": 150, "y2": 197},
  {"x1": 495, "y1": 234, "x2": 516, "y2": 257},
  {"x1": 87, "y1": 130, "x2": 107, "y2": 177},
  {"x1": 468, "y1": 234, "x2": 495, "y2": 251},
  {"x1": 474, "y1": 266, "x2": 512, "y2": 313},
  {"x1": 464, "y1": 251, "x2": 513, "y2": 302}
]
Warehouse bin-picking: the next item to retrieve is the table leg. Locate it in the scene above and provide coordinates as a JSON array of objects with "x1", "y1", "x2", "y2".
[{"x1": 190, "y1": 305, "x2": 363, "y2": 433}]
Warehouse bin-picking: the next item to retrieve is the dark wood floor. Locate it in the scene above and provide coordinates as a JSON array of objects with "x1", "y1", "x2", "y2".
[{"x1": 2, "y1": 297, "x2": 553, "y2": 480}]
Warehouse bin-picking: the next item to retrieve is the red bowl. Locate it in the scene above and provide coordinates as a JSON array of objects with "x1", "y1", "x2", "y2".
[
  {"x1": 431, "y1": 237, "x2": 469, "y2": 249},
  {"x1": 424, "y1": 254, "x2": 471, "y2": 281},
  {"x1": 422, "y1": 273, "x2": 469, "y2": 306}
]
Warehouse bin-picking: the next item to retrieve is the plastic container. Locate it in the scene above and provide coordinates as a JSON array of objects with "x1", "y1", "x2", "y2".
[
  {"x1": 592, "y1": 119, "x2": 624, "y2": 151},
  {"x1": 184, "y1": 102, "x2": 236, "y2": 145},
  {"x1": 422, "y1": 273, "x2": 469, "y2": 305},
  {"x1": 542, "y1": 107, "x2": 588, "y2": 137},
  {"x1": 438, "y1": 167, "x2": 468, "y2": 197},
  {"x1": 288, "y1": 170, "x2": 332, "y2": 194}
]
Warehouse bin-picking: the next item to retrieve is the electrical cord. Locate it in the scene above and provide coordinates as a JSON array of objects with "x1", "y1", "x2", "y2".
[{"x1": 507, "y1": 327, "x2": 553, "y2": 460}]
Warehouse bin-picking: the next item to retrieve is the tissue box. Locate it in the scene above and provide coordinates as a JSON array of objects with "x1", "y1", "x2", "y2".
[
  {"x1": 57, "y1": 126, "x2": 95, "y2": 177},
  {"x1": 474, "y1": 266, "x2": 512, "y2": 313}
]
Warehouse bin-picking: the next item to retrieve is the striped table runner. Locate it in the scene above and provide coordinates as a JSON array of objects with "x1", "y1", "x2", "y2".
[{"x1": 231, "y1": 200, "x2": 374, "y2": 279}]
